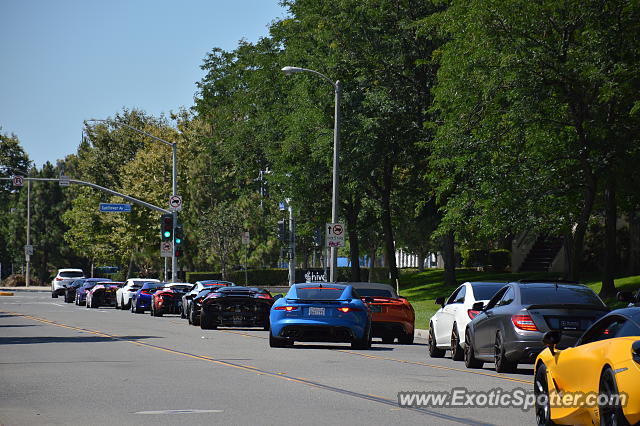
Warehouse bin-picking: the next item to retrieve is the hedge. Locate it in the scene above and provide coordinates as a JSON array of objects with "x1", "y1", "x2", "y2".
[
  {"x1": 461, "y1": 249, "x2": 489, "y2": 267},
  {"x1": 488, "y1": 249, "x2": 511, "y2": 272}
]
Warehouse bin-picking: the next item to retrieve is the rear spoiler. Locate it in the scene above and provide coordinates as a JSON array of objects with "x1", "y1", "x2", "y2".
[
  {"x1": 526, "y1": 304, "x2": 609, "y2": 311},
  {"x1": 286, "y1": 298, "x2": 350, "y2": 303}
]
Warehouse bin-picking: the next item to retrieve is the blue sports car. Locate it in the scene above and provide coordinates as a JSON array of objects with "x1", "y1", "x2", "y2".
[
  {"x1": 269, "y1": 283, "x2": 372, "y2": 349},
  {"x1": 130, "y1": 282, "x2": 165, "y2": 313}
]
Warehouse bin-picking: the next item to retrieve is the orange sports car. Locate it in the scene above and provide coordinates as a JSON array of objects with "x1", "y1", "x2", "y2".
[{"x1": 348, "y1": 282, "x2": 415, "y2": 344}]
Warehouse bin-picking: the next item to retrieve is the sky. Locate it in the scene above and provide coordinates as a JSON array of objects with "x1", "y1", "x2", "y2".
[{"x1": 0, "y1": 0, "x2": 287, "y2": 167}]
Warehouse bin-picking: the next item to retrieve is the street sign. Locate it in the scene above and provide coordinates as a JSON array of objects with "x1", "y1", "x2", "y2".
[
  {"x1": 24, "y1": 245, "x2": 33, "y2": 256},
  {"x1": 59, "y1": 175, "x2": 70, "y2": 187},
  {"x1": 160, "y1": 241, "x2": 173, "y2": 257},
  {"x1": 12, "y1": 175, "x2": 24, "y2": 187},
  {"x1": 169, "y1": 195, "x2": 183, "y2": 211},
  {"x1": 279, "y1": 201, "x2": 286, "y2": 211},
  {"x1": 326, "y1": 223, "x2": 345, "y2": 247},
  {"x1": 241, "y1": 231, "x2": 250, "y2": 245},
  {"x1": 99, "y1": 203, "x2": 132, "y2": 212}
]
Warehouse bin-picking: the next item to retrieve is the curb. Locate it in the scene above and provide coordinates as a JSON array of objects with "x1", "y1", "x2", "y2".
[
  {"x1": 0, "y1": 287, "x2": 50, "y2": 293},
  {"x1": 0, "y1": 291, "x2": 15, "y2": 296},
  {"x1": 414, "y1": 328, "x2": 429, "y2": 340}
]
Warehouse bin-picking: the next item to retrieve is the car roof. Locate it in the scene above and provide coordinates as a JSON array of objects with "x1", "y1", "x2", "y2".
[
  {"x1": 465, "y1": 281, "x2": 508, "y2": 286},
  {"x1": 343, "y1": 282, "x2": 397, "y2": 295},
  {"x1": 293, "y1": 282, "x2": 348, "y2": 288},
  {"x1": 58, "y1": 269, "x2": 84, "y2": 273},
  {"x1": 607, "y1": 307, "x2": 640, "y2": 322}
]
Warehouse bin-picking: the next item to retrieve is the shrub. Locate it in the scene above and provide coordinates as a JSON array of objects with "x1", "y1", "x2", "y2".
[
  {"x1": 461, "y1": 249, "x2": 489, "y2": 267},
  {"x1": 489, "y1": 249, "x2": 511, "y2": 272}
]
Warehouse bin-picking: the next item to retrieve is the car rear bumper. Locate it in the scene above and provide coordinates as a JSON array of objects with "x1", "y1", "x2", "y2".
[
  {"x1": 277, "y1": 324, "x2": 356, "y2": 342},
  {"x1": 504, "y1": 333, "x2": 580, "y2": 363},
  {"x1": 371, "y1": 321, "x2": 413, "y2": 337}
]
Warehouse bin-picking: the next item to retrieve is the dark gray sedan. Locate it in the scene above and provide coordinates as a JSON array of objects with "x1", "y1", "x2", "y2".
[{"x1": 464, "y1": 281, "x2": 609, "y2": 372}]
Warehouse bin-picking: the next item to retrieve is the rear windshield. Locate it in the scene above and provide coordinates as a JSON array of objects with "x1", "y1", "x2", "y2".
[
  {"x1": 520, "y1": 285, "x2": 604, "y2": 306},
  {"x1": 142, "y1": 283, "x2": 164, "y2": 290},
  {"x1": 296, "y1": 287, "x2": 345, "y2": 300},
  {"x1": 60, "y1": 271, "x2": 83, "y2": 278},
  {"x1": 471, "y1": 283, "x2": 507, "y2": 301},
  {"x1": 357, "y1": 289, "x2": 394, "y2": 298}
]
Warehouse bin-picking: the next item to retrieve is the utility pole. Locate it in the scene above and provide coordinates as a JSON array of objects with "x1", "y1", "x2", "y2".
[
  {"x1": 288, "y1": 203, "x2": 296, "y2": 286},
  {"x1": 25, "y1": 179, "x2": 31, "y2": 287}
]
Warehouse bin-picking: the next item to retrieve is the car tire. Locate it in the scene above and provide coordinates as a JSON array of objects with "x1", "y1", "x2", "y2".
[
  {"x1": 181, "y1": 305, "x2": 187, "y2": 319},
  {"x1": 263, "y1": 319, "x2": 270, "y2": 331},
  {"x1": 451, "y1": 324, "x2": 464, "y2": 361},
  {"x1": 534, "y1": 363, "x2": 558, "y2": 426},
  {"x1": 200, "y1": 309, "x2": 217, "y2": 330},
  {"x1": 352, "y1": 323, "x2": 372, "y2": 350},
  {"x1": 64, "y1": 292, "x2": 73, "y2": 303},
  {"x1": 189, "y1": 306, "x2": 200, "y2": 326},
  {"x1": 269, "y1": 331, "x2": 292, "y2": 348},
  {"x1": 52, "y1": 292, "x2": 58, "y2": 298},
  {"x1": 114, "y1": 297, "x2": 120, "y2": 309},
  {"x1": 464, "y1": 329, "x2": 484, "y2": 368},
  {"x1": 428, "y1": 326, "x2": 446, "y2": 358},
  {"x1": 398, "y1": 331, "x2": 414, "y2": 345},
  {"x1": 122, "y1": 296, "x2": 131, "y2": 310},
  {"x1": 494, "y1": 331, "x2": 517, "y2": 373},
  {"x1": 599, "y1": 367, "x2": 630, "y2": 426}
]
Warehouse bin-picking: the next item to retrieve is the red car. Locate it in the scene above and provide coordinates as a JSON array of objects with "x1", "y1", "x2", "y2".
[
  {"x1": 150, "y1": 283, "x2": 192, "y2": 317},
  {"x1": 86, "y1": 281, "x2": 124, "y2": 308},
  {"x1": 349, "y1": 282, "x2": 415, "y2": 344}
]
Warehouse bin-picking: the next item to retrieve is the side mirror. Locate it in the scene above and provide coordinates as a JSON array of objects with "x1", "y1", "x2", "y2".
[
  {"x1": 435, "y1": 297, "x2": 445, "y2": 307},
  {"x1": 617, "y1": 291, "x2": 634, "y2": 303},
  {"x1": 364, "y1": 297, "x2": 374, "y2": 304},
  {"x1": 472, "y1": 301, "x2": 484, "y2": 311},
  {"x1": 543, "y1": 330, "x2": 562, "y2": 355}
]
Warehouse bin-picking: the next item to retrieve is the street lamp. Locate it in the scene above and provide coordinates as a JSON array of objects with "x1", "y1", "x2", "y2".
[
  {"x1": 281, "y1": 66, "x2": 341, "y2": 283},
  {"x1": 85, "y1": 119, "x2": 179, "y2": 282}
]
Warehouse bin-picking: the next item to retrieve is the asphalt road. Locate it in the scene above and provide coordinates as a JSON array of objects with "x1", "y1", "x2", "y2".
[{"x1": 1, "y1": 292, "x2": 537, "y2": 426}]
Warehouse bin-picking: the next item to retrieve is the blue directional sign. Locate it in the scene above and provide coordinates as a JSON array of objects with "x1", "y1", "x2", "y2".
[{"x1": 99, "y1": 203, "x2": 132, "y2": 212}]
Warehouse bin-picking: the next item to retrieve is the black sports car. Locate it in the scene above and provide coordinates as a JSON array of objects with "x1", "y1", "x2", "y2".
[
  {"x1": 464, "y1": 280, "x2": 609, "y2": 372},
  {"x1": 200, "y1": 286, "x2": 274, "y2": 330},
  {"x1": 187, "y1": 288, "x2": 219, "y2": 326}
]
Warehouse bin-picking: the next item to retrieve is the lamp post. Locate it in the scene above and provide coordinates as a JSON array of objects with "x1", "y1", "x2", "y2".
[
  {"x1": 86, "y1": 119, "x2": 178, "y2": 282},
  {"x1": 281, "y1": 66, "x2": 341, "y2": 283}
]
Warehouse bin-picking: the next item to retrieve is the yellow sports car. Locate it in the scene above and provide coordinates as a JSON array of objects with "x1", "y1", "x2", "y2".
[{"x1": 534, "y1": 308, "x2": 640, "y2": 426}]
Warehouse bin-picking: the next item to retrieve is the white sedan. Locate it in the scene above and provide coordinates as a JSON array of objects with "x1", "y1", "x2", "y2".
[
  {"x1": 115, "y1": 278, "x2": 160, "y2": 310},
  {"x1": 428, "y1": 281, "x2": 506, "y2": 360}
]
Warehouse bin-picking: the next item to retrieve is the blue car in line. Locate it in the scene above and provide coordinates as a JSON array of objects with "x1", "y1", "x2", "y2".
[
  {"x1": 269, "y1": 283, "x2": 372, "y2": 349},
  {"x1": 74, "y1": 278, "x2": 112, "y2": 305},
  {"x1": 130, "y1": 282, "x2": 166, "y2": 313}
]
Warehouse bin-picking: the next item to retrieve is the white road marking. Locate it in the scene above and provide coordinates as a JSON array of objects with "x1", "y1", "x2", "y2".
[{"x1": 135, "y1": 409, "x2": 223, "y2": 415}]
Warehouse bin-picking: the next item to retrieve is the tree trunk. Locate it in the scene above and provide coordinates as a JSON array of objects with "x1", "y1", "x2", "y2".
[
  {"x1": 600, "y1": 177, "x2": 618, "y2": 297},
  {"x1": 381, "y1": 161, "x2": 398, "y2": 281},
  {"x1": 368, "y1": 249, "x2": 377, "y2": 282},
  {"x1": 628, "y1": 211, "x2": 640, "y2": 275},
  {"x1": 417, "y1": 248, "x2": 425, "y2": 272},
  {"x1": 569, "y1": 170, "x2": 597, "y2": 282},
  {"x1": 442, "y1": 230, "x2": 457, "y2": 286},
  {"x1": 344, "y1": 199, "x2": 361, "y2": 282}
]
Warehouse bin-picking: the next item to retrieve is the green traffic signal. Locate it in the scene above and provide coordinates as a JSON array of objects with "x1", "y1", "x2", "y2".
[
  {"x1": 163, "y1": 231, "x2": 171, "y2": 238},
  {"x1": 175, "y1": 237, "x2": 182, "y2": 244}
]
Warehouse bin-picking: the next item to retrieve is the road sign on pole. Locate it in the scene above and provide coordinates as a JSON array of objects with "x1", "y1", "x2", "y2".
[
  {"x1": 241, "y1": 231, "x2": 250, "y2": 245},
  {"x1": 160, "y1": 242, "x2": 173, "y2": 257},
  {"x1": 326, "y1": 223, "x2": 345, "y2": 247},
  {"x1": 99, "y1": 203, "x2": 132, "y2": 212},
  {"x1": 59, "y1": 176, "x2": 70, "y2": 187},
  {"x1": 24, "y1": 245, "x2": 33, "y2": 256},
  {"x1": 169, "y1": 195, "x2": 183, "y2": 211},
  {"x1": 12, "y1": 175, "x2": 24, "y2": 187}
]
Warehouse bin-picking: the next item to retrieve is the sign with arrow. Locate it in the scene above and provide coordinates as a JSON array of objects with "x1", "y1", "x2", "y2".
[{"x1": 326, "y1": 223, "x2": 345, "y2": 248}]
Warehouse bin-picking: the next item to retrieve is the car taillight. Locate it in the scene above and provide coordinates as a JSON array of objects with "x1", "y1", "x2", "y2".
[
  {"x1": 141, "y1": 290, "x2": 152, "y2": 295},
  {"x1": 337, "y1": 307, "x2": 361, "y2": 313},
  {"x1": 511, "y1": 315, "x2": 539, "y2": 331},
  {"x1": 468, "y1": 309, "x2": 481, "y2": 320},
  {"x1": 256, "y1": 293, "x2": 272, "y2": 299},
  {"x1": 275, "y1": 306, "x2": 298, "y2": 311},
  {"x1": 56, "y1": 277, "x2": 63, "y2": 281}
]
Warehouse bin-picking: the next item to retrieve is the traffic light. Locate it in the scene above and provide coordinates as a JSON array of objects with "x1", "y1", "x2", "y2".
[
  {"x1": 161, "y1": 214, "x2": 173, "y2": 241},
  {"x1": 174, "y1": 225, "x2": 184, "y2": 245},
  {"x1": 313, "y1": 228, "x2": 322, "y2": 246},
  {"x1": 277, "y1": 220, "x2": 287, "y2": 242}
]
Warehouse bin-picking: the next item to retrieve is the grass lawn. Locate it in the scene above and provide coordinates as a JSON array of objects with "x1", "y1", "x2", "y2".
[{"x1": 386, "y1": 269, "x2": 640, "y2": 330}]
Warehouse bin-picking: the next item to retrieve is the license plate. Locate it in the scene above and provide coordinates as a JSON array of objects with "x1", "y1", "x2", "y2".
[
  {"x1": 233, "y1": 315, "x2": 243, "y2": 322},
  {"x1": 369, "y1": 305, "x2": 382, "y2": 313},
  {"x1": 560, "y1": 319, "x2": 579, "y2": 330},
  {"x1": 309, "y1": 307, "x2": 325, "y2": 316}
]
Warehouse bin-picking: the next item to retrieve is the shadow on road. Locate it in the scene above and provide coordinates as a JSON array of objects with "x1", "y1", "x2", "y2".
[
  {"x1": 0, "y1": 335, "x2": 159, "y2": 345},
  {"x1": 0, "y1": 324, "x2": 40, "y2": 328},
  {"x1": 288, "y1": 344, "x2": 394, "y2": 351}
]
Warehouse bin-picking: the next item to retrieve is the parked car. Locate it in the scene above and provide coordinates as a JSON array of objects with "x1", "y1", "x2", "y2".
[
  {"x1": 347, "y1": 282, "x2": 415, "y2": 344},
  {"x1": 86, "y1": 282, "x2": 124, "y2": 308},
  {"x1": 269, "y1": 283, "x2": 372, "y2": 349},
  {"x1": 534, "y1": 307, "x2": 640, "y2": 426},
  {"x1": 200, "y1": 286, "x2": 274, "y2": 330},
  {"x1": 51, "y1": 269, "x2": 84, "y2": 298},
  {"x1": 464, "y1": 280, "x2": 609, "y2": 372},
  {"x1": 75, "y1": 279, "x2": 111, "y2": 306},
  {"x1": 150, "y1": 283, "x2": 192, "y2": 317},
  {"x1": 130, "y1": 282, "x2": 166, "y2": 313},
  {"x1": 115, "y1": 278, "x2": 160, "y2": 310},
  {"x1": 64, "y1": 279, "x2": 88, "y2": 303},
  {"x1": 187, "y1": 287, "x2": 220, "y2": 326},
  {"x1": 428, "y1": 281, "x2": 507, "y2": 360},
  {"x1": 182, "y1": 280, "x2": 234, "y2": 319}
]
